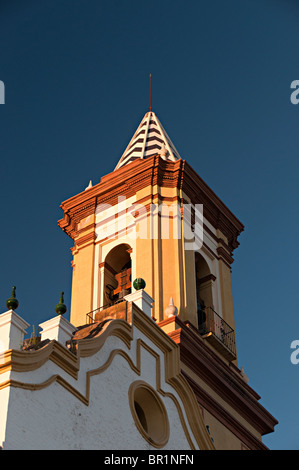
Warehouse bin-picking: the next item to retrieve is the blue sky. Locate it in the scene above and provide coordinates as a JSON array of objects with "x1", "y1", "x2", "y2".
[{"x1": 0, "y1": 0, "x2": 298, "y2": 450}]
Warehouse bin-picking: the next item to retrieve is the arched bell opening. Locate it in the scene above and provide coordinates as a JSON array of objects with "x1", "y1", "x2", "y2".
[
  {"x1": 195, "y1": 252, "x2": 214, "y2": 333},
  {"x1": 103, "y1": 243, "x2": 132, "y2": 305}
]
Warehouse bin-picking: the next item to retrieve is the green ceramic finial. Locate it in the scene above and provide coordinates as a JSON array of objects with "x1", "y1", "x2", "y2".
[
  {"x1": 133, "y1": 278, "x2": 146, "y2": 291},
  {"x1": 6, "y1": 286, "x2": 19, "y2": 311},
  {"x1": 55, "y1": 291, "x2": 67, "y2": 315}
]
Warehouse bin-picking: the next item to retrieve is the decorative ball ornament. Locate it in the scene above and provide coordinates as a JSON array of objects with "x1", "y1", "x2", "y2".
[
  {"x1": 164, "y1": 297, "x2": 178, "y2": 318},
  {"x1": 133, "y1": 278, "x2": 146, "y2": 290},
  {"x1": 6, "y1": 286, "x2": 19, "y2": 311},
  {"x1": 55, "y1": 292, "x2": 67, "y2": 315}
]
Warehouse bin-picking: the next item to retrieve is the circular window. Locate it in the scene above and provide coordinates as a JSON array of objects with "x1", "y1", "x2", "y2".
[{"x1": 129, "y1": 381, "x2": 169, "y2": 448}]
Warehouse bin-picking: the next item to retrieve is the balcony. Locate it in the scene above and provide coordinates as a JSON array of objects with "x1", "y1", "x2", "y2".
[{"x1": 198, "y1": 306, "x2": 237, "y2": 361}]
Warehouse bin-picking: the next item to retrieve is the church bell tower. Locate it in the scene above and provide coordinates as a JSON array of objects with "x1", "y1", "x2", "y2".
[
  {"x1": 58, "y1": 110, "x2": 244, "y2": 364},
  {"x1": 0, "y1": 108, "x2": 277, "y2": 451}
]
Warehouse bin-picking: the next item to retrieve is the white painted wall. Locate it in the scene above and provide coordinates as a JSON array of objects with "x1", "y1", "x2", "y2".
[{"x1": 1, "y1": 313, "x2": 198, "y2": 450}]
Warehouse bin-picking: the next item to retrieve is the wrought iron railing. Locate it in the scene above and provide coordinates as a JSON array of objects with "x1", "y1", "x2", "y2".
[{"x1": 198, "y1": 306, "x2": 236, "y2": 359}]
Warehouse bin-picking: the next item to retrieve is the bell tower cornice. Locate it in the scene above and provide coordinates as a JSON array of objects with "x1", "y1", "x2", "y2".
[{"x1": 58, "y1": 155, "x2": 244, "y2": 256}]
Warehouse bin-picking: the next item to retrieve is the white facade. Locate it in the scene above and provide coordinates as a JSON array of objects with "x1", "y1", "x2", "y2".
[{"x1": 0, "y1": 299, "x2": 213, "y2": 450}]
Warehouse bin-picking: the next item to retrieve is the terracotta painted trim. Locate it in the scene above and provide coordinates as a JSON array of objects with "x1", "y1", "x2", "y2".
[
  {"x1": 58, "y1": 156, "x2": 244, "y2": 253},
  {"x1": 132, "y1": 305, "x2": 215, "y2": 450},
  {"x1": 98, "y1": 261, "x2": 117, "y2": 275},
  {"x1": 166, "y1": 317, "x2": 278, "y2": 436},
  {"x1": 0, "y1": 342, "x2": 79, "y2": 379},
  {"x1": 0, "y1": 375, "x2": 89, "y2": 406},
  {"x1": 183, "y1": 371, "x2": 269, "y2": 450},
  {"x1": 217, "y1": 246, "x2": 234, "y2": 266},
  {"x1": 75, "y1": 232, "x2": 96, "y2": 247},
  {"x1": 199, "y1": 274, "x2": 217, "y2": 284}
]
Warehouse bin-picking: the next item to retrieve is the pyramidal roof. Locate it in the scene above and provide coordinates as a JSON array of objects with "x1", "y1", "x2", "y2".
[{"x1": 115, "y1": 111, "x2": 181, "y2": 170}]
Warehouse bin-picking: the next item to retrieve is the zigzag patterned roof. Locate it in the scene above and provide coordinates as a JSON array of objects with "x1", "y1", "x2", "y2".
[{"x1": 115, "y1": 111, "x2": 181, "y2": 170}]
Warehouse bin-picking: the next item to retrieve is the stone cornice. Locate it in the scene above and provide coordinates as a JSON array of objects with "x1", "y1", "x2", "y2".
[
  {"x1": 58, "y1": 156, "x2": 244, "y2": 255},
  {"x1": 180, "y1": 161, "x2": 244, "y2": 252},
  {"x1": 163, "y1": 316, "x2": 278, "y2": 437},
  {"x1": 183, "y1": 371, "x2": 269, "y2": 450},
  {"x1": 0, "y1": 341, "x2": 79, "y2": 379}
]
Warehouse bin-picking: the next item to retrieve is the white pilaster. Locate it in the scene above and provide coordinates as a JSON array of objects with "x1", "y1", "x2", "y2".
[
  {"x1": 124, "y1": 290, "x2": 154, "y2": 318},
  {"x1": 0, "y1": 310, "x2": 30, "y2": 351},
  {"x1": 39, "y1": 315, "x2": 77, "y2": 346}
]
